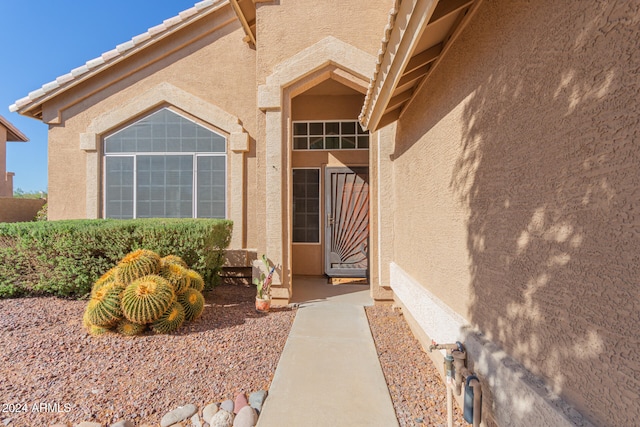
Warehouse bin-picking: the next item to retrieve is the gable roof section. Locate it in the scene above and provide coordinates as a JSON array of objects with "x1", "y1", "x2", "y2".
[
  {"x1": 360, "y1": 0, "x2": 483, "y2": 131},
  {"x1": 0, "y1": 115, "x2": 28, "y2": 142},
  {"x1": 9, "y1": 0, "x2": 228, "y2": 120}
]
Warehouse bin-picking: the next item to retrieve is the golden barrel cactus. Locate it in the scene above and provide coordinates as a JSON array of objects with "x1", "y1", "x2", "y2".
[
  {"x1": 160, "y1": 263, "x2": 190, "y2": 295},
  {"x1": 151, "y1": 301, "x2": 186, "y2": 334},
  {"x1": 186, "y1": 269, "x2": 205, "y2": 292},
  {"x1": 115, "y1": 249, "x2": 161, "y2": 284},
  {"x1": 91, "y1": 267, "x2": 117, "y2": 297},
  {"x1": 121, "y1": 275, "x2": 175, "y2": 324},
  {"x1": 116, "y1": 319, "x2": 147, "y2": 336},
  {"x1": 85, "y1": 282, "x2": 125, "y2": 327},
  {"x1": 178, "y1": 288, "x2": 205, "y2": 322},
  {"x1": 160, "y1": 254, "x2": 188, "y2": 269}
]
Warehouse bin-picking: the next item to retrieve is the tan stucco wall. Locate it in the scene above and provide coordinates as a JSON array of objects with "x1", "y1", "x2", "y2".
[
  {"x1": 255, "y1": 0, "x2": 391, "y2": 85},
  {"x1": 391, "y1": 0, "x2": 640, "y2": 426},
  {"x1": 0, "y1": 198, "x2": 46, "y2": 223},
  {"x1": 42, "y1": 6, "x2": 256, "y2": 240},
  {"x1": 291, "y1": 95, "x2": 364, "y2": 121}
]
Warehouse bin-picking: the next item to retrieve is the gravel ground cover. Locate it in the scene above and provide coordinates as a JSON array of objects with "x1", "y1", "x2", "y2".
[
  {"x1": 0, "y1": 285, "x2": 295, "y2": 427},
  {"x1": 366, "y1": 305, "x2": 466, "y2": 427},
  {"x1": 1, "y1": 285, "x2": 463, "y2": 427}
]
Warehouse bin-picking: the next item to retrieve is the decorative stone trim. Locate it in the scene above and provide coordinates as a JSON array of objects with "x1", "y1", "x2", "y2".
[
  {"x1": 229, "y1": 132, "x2": 250, "y2": 153},
  {"x1": 257, "y1": 85, "x2": 281, "y2": 111}
]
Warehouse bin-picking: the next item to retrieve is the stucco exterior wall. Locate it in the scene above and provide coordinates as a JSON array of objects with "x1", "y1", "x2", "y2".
[
  {"x1": 42, "y1": 6, "x2": 257, "y2": 244},
  {"x1": 255, "y1": 0, "x2": 390, "y2": 85},
  {"x1": 391, "y1": 1, "x2": 640, "y2": 426},
  {"x1": 0, "y1": 198, "x2": 46, "y2": 223}
]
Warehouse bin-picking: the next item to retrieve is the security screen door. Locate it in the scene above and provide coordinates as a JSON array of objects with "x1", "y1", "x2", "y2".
[{"x1": 325, "y1": 167, "x2": 369, "y2": 277}]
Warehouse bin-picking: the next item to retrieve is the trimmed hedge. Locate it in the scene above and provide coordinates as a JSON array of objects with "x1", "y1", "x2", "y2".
[{"x1": 0, "y1": 218, "x2": 232, "y2": 298}]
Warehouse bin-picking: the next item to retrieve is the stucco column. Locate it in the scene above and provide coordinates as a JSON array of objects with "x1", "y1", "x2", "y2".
[
  {"x1": 80, "y1": 132, "x2": 100, "y2": 218},
  {"x1": 229, "y1": 132, "x2": 249, "y2": 248},
  {"x1": 258, "y1": 84, "x2": 287, "y2": 299},
  {"x1": 370, "y1": 123, "x2": 396, "y2": 300},
  {"x1": 264, "y1": 110, "x2": 284, "y2": 288}
]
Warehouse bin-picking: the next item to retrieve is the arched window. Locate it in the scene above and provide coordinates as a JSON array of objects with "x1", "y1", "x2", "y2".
[{"x1": 103, "y1": 108, "x2": 226, "y2": 219}]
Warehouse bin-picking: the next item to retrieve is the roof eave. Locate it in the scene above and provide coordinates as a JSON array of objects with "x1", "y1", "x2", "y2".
[
  {"x1": 360, "y1": 0, "x2": 482, "y2": 132},
  {"x1": 361, "y1": 0, "x2": 438, "y2": 131},
  {"x1": 0, "y1": 115, "x2": 29, "y2": 142}
]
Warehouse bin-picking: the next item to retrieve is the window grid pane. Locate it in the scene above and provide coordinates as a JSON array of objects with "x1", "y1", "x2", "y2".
[
  {"x1": 136, "y1": 155, "x2": 193, "y2": 218},
  {"x1": 292, "y1": 121, "x2": 369, "y2": 150},
  {"x1": 105, "y1": 157, "x2": 134, "y2": 219},
  {"x1": 197, "y1": 156, "x2": 226, "y2": 219},
  {"x1": 105, "y1": 108, "x2": 225, "y2": 154},
  {"x1": 293, "y1": 169, "x2": 320, "y2": 243}
]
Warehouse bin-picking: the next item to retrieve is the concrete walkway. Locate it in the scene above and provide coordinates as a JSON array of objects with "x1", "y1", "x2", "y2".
[{"x1": 257, "y1": 277, "x2": 399, "y2": 427}]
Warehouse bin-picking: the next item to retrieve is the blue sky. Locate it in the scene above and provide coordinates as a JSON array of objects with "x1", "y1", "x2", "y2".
[{"x1": 1, "y1": 0, "x2": 198, "y2": 193}]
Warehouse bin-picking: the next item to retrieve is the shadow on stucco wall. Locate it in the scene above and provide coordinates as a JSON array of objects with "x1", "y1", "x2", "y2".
[
  {"x1": 392, "y1": 1, "x2": 639, "y2": 426},
  {"x1": 448, "y1": 1, "x2": 640, "y2": 426}
]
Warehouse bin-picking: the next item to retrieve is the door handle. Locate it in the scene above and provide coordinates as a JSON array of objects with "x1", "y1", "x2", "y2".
[{"x1": 327, "y1": 214, "x2": 334, "y2": 227}]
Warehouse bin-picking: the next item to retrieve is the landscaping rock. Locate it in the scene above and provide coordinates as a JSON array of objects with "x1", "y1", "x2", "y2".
[
  {"x1": 2, "y1": 418, "x2": 11, "y2": 426},
  {"x1": 220, "y1": 399, "x2": 234, "y2": 413},
  {"x1": 234, "y1": 393, "x2": 248, "y2": 414},
  {"x1": 202, "y1": 402, "x2": 219, "y2": 424},
  {"x1": 160, "y1": 404, "x2": 198, "y2": 427},
  {"x1": 248, "y1": 390, "x2": 267, "y2": 413},
  {"x1": 210, "y1": 409, "x2": 234, "y2": 427},
  {"x1": 190, "y1": 413, "x2": 203, "y2": 427},
  {"x1": 74, "y1": 423, "x2": 102, "y2": 427},
  {"x1": 110, "y1": 421, "x2": 134, "y2": 427},
  {"x1": 233, "y1": 406, "x2": 257, "y2": 427}
]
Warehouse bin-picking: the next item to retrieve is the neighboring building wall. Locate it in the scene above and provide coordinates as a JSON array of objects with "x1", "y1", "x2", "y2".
[
  {"x1": 389, "y1": 1, "x2": 639, "y2": 426},
  {"x1": 0, "y1": 127, "x2": 10, "y2": 197},
  {"x1": 0, "y1": 198, "x2": 46, "y2": 223}
]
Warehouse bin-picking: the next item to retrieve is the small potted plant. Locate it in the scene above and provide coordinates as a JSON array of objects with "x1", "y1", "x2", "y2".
[{"x1": 254, "y1": 254, "x2": 276, "y2": 313}]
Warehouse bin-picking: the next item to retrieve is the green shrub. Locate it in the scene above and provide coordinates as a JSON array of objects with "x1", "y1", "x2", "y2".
[{"x1": 0, "y1": 218, "x2": 232, "y2": 298}]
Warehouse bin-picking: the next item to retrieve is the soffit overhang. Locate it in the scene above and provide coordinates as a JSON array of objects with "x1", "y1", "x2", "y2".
[
  {"x1": 0, "y1": 114, "x2": 29, "y2": 142},
  {"x1": 229, "y1": 0, "x2": 256, "y2": 46},
  {"x1": 9, "y1": 0, "x2": 230, "y2": 122},
  {"x1": 360, "y1": 0, "x2": 482, "y2": 131}
]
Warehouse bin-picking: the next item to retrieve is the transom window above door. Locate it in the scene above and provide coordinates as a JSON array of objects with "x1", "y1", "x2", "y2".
[
  {"x1": 293, "y1": 120, "x2": 369, "y2": 150},
  {"x1": 103, "y1": 108, "x2": 226, "y2": 219}
]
